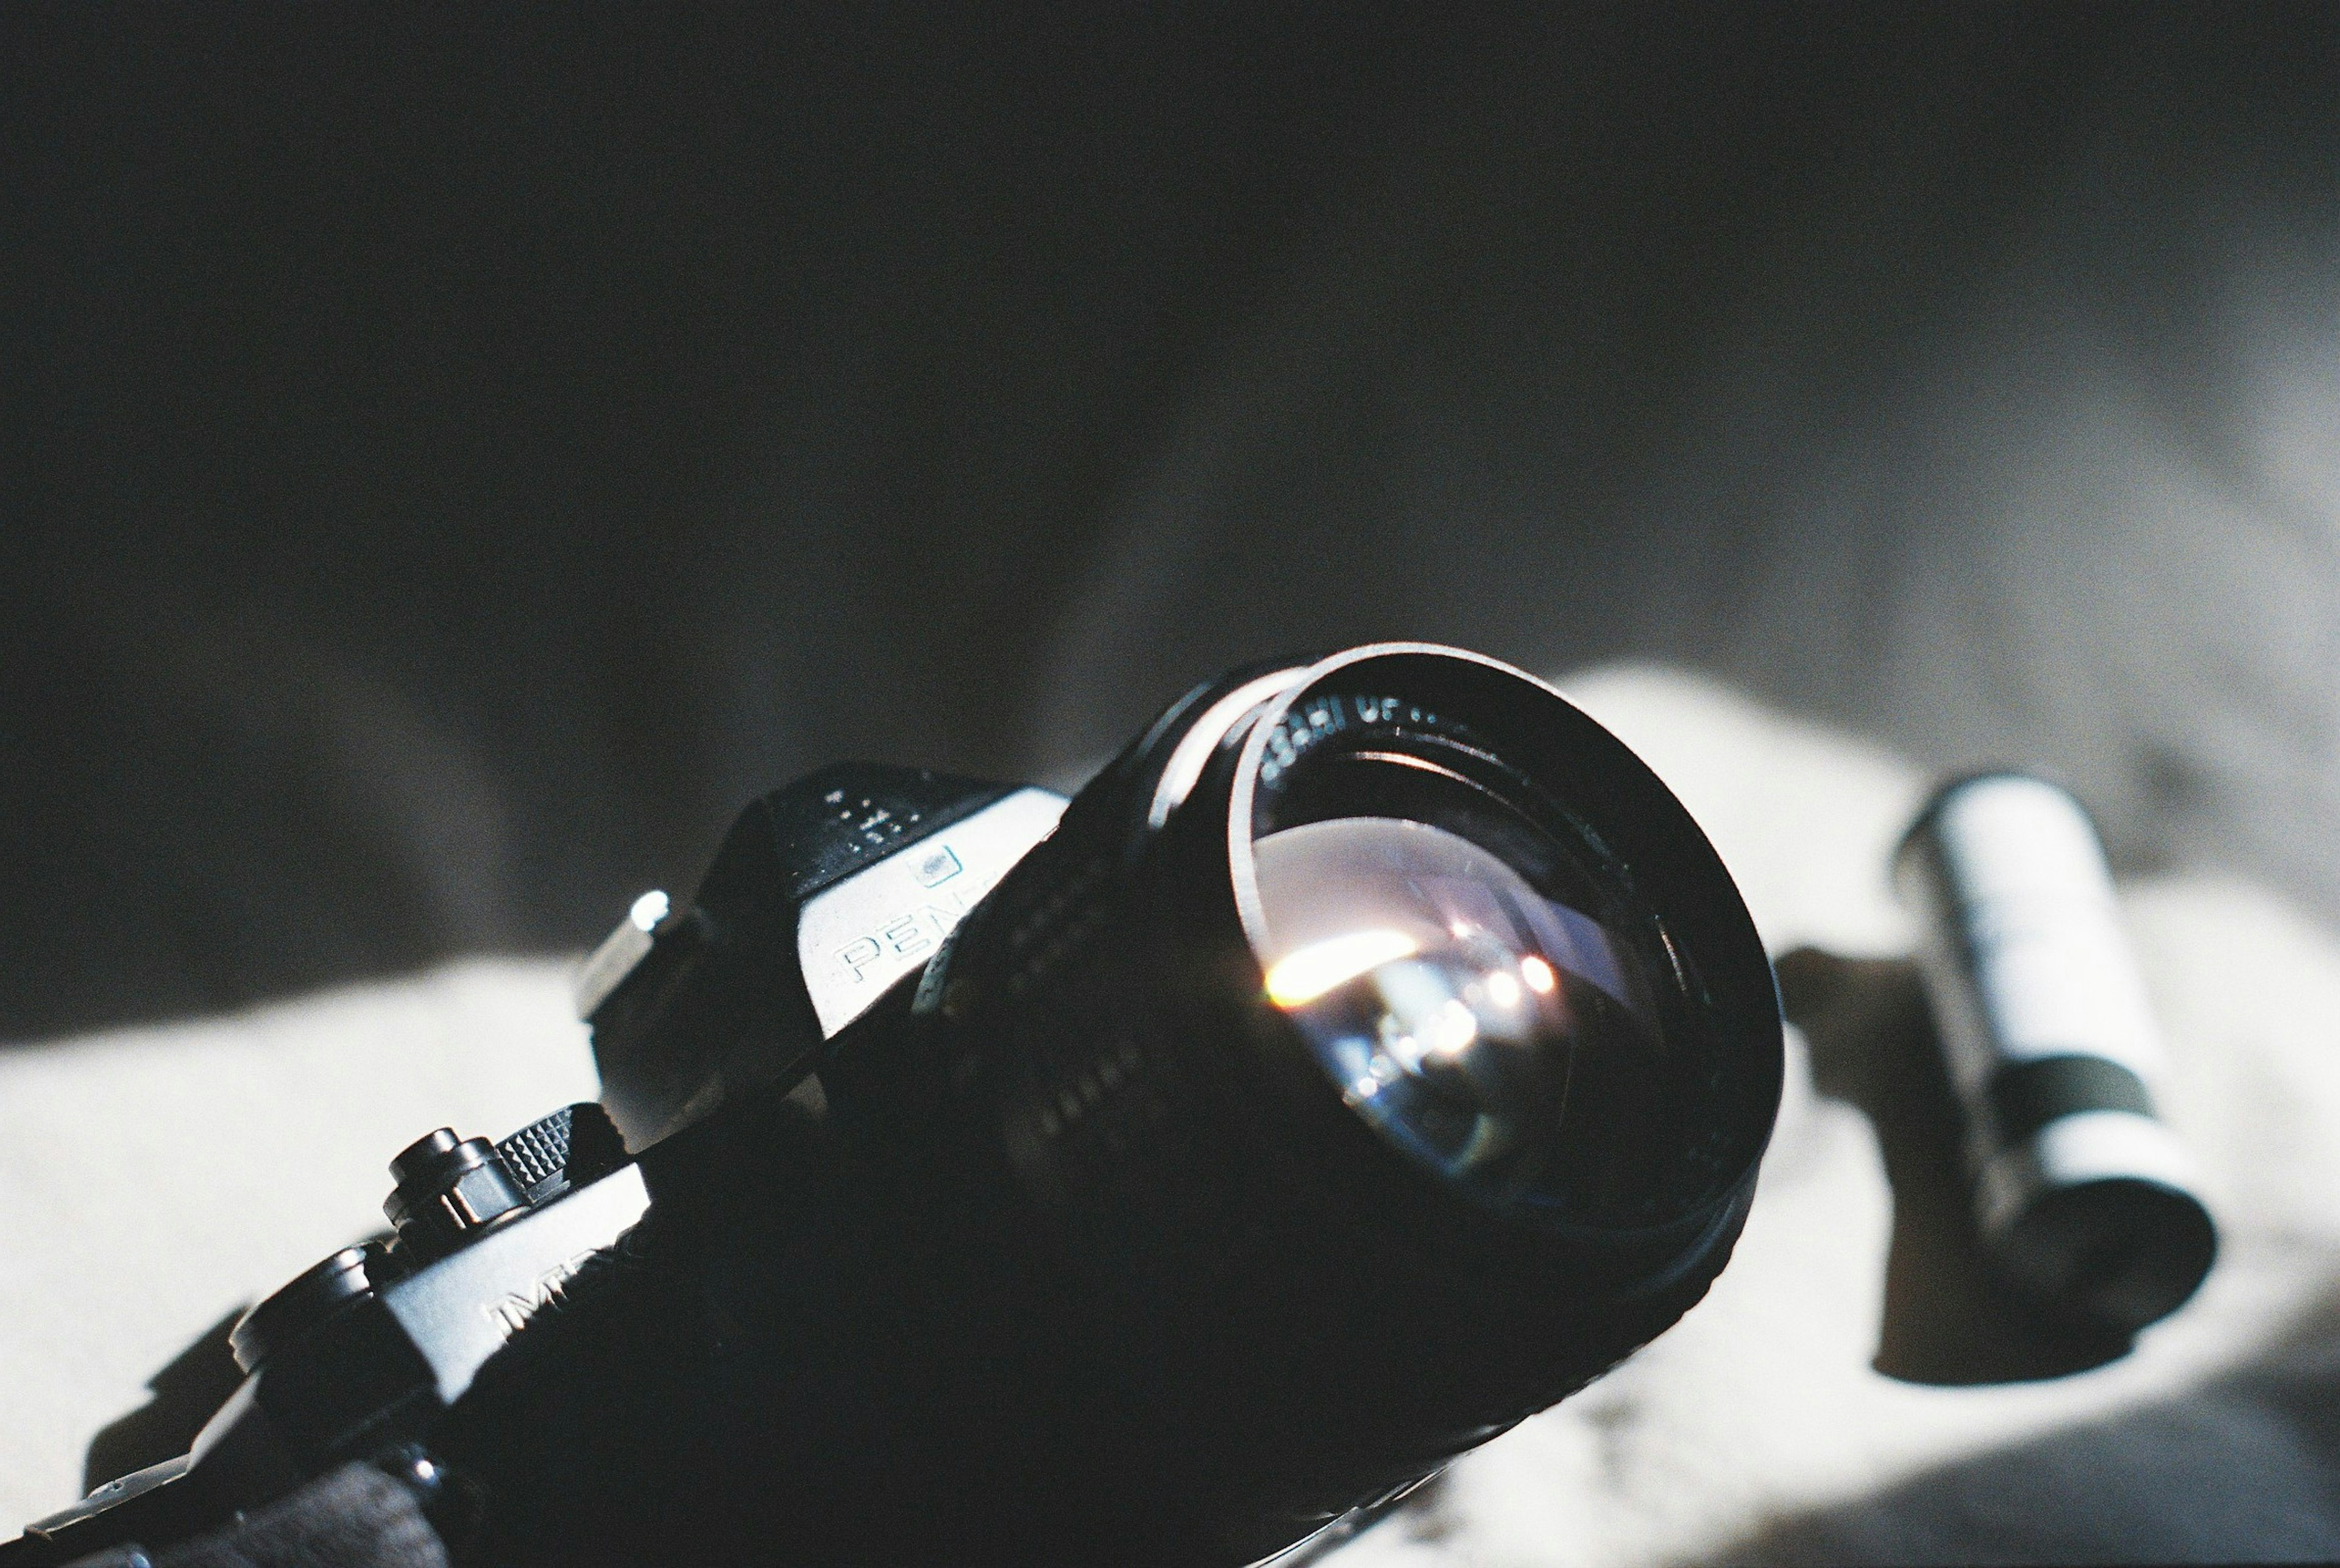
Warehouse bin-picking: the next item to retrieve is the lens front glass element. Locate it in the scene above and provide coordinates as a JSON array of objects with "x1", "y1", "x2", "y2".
[{"x1": 1246, "y1": 692, "x2": 1734, "y2": 1233}]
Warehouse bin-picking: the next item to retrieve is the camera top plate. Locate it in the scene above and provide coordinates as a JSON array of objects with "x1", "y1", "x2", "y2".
[{"x1": 584, "y1": 763, "x2": 1065, "y2": 1151}]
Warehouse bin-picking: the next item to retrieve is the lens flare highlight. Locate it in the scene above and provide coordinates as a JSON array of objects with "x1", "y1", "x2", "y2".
[{"x1": 1265, "y1": 929, "x2": 1422, "y2": 1008}]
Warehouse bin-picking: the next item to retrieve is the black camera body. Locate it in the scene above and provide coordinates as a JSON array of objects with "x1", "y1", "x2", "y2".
[{"x1": 8, "y1": 644, "x2": 1782, "y2": 1567}]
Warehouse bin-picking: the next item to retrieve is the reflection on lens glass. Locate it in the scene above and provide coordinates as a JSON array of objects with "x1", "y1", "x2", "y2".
[{"x1": 1253, "y1": 815, "x2": 1680, "y2": 1229}]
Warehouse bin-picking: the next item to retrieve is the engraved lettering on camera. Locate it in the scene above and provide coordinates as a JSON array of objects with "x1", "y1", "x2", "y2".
[
  {"x1": 482, "y1": 1248, "x2": 600, "y2": 1340},
  {"x1": 833, "y1": 890, "x2": 974, "y2": 983}
]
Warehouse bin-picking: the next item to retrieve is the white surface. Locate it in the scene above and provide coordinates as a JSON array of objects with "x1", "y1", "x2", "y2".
[
  {"x1": 7, "y1": 668, "x2": 2340, "y2": 1563},
  {"x1": 0, "y1": 960, "x2": 599, "y2": 1527}
]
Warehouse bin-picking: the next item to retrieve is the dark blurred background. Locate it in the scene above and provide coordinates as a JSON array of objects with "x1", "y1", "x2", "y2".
[{"x1": 4, "y1": 4, "x2": 2333, "y2": 1044}]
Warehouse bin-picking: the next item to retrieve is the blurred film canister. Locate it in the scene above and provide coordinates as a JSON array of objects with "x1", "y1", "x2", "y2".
[{"x1": 1895, "y1": 773, "x2": 2216, "y2": 1333}]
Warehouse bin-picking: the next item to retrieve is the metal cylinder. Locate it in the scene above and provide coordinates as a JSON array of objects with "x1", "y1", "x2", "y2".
[{"x1": 1895, "y1": 772, "x2": 2216, "y2": 1333}]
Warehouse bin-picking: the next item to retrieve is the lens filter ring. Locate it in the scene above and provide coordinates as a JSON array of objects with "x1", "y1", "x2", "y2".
[{"x1": 1223, "y1": 644, "x2": 1781, "y2": 1244}]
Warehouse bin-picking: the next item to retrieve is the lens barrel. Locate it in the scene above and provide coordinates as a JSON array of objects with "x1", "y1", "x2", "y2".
[{"x1": 881, "y1": 644, "x2": 1782, "y2": 1557}]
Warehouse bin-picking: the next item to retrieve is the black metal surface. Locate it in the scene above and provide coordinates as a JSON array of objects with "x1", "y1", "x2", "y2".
[{"x1": 230, "y1": 1247, "x2": 380, "y2": 1376}]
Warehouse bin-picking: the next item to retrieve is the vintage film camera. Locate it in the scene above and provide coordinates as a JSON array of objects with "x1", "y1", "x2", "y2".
[{"x1": 7, "y1": 644, "x2": 1784, "y2": 1567}]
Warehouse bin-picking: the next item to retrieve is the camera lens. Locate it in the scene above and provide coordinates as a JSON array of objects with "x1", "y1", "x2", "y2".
[
  {"x1": 1252, "y1": 810, "x2": 1680, "y2": 1230},
  {"x1": 1222, "y1": 655, "x2": 1773, "y2": 1244},
  {"x1": 867, "y1": 643, "x2": 1781, "y2": 1558}
]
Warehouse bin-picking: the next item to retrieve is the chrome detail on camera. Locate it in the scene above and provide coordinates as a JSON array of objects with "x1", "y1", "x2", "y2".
[
  {"x1": 1147, "y1": 667, "x2": 1306, "y2": 829},
  {"x1": 797, "y1": 786, "x2": 1066, "y2": 1037},
  {"x1": 574, "y1": 889, "x2": 671, "y2": 1021}
]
